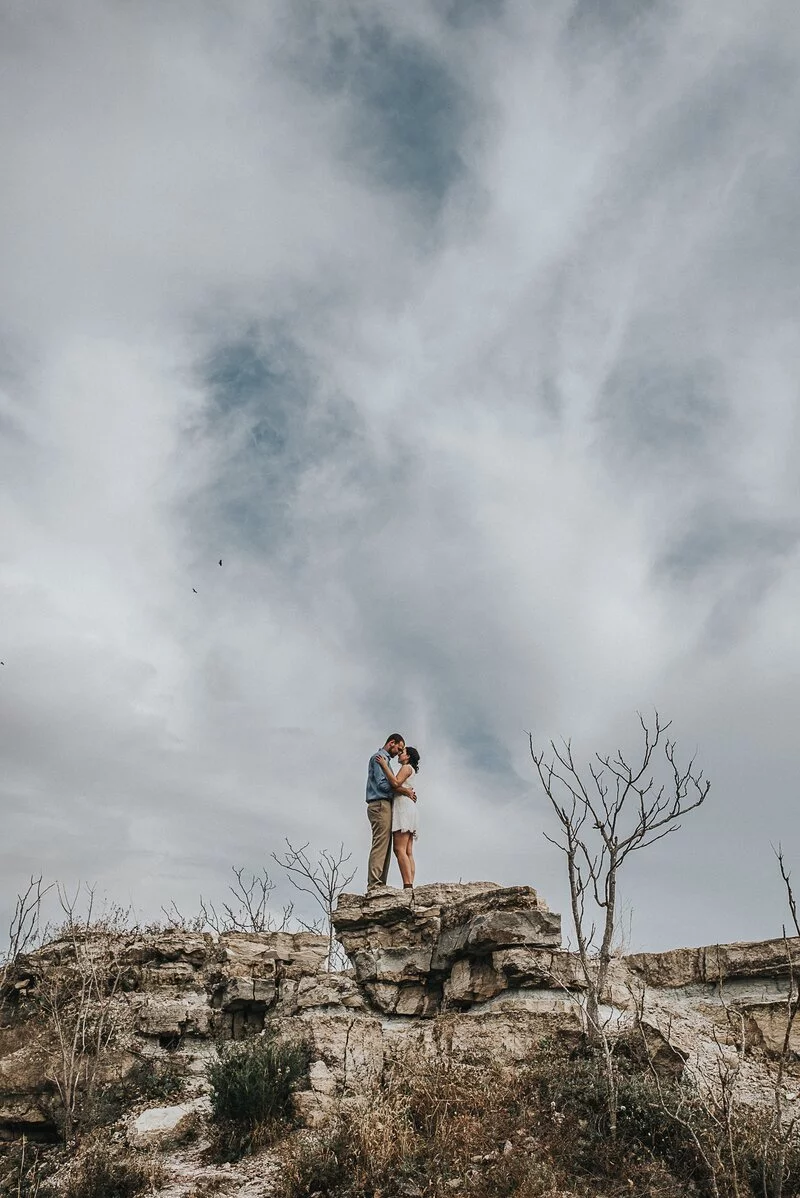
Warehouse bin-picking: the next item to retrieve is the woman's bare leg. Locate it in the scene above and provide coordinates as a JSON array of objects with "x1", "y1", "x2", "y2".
[
  {"x1": 405, "y1": 834, "x2": 416, "y2": 886},
  {"x1": 393, "y1": 831, "x2": 413, "y2": 887}
]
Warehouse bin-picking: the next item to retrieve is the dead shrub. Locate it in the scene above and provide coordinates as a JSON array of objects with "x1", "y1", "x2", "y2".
[
  {"x1": 0, "y1": 1138, "x2": 59, "y2": 1198},
  {"x1": 58, "y1": 1139, "x2": 164, "y2": 1198}
]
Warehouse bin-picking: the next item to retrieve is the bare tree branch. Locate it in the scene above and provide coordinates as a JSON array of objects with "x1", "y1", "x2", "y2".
[
  {"x1": 0, "y1": 876, "x2": 53, "y2": 1002},
  {"x1": 36, "y1": 884, "x2": 125, "y2": 1141},
  {"x1": 530, "y1": 710, "x2": 710, "y2": 1052},
  {"x1": 271, "y1": 840, "x2": 356, "y2": 971}
]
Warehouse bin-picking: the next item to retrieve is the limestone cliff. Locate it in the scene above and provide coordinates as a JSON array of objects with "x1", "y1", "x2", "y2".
[{"x1": 1, "y1": 881, "x2": 799, "y2": 1147}]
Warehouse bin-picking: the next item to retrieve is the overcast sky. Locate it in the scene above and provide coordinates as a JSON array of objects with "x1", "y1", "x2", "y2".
[{"x1": 1, "y1": 0, "x2": 799, "y2": 954}]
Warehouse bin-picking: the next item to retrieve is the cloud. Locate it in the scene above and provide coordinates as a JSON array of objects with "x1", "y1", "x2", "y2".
[{"x1": 1, "y1": 0, "x2": 799, "y2": 952}]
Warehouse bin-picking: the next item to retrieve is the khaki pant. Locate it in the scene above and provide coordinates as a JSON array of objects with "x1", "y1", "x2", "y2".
[{"x1": 367, "y1": 800, "x2": 393, "y2": 887}]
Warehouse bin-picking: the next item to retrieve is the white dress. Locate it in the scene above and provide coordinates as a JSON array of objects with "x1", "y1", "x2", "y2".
[{"x1": 392, "y1": 773, "x2": 418, "y2": 838}]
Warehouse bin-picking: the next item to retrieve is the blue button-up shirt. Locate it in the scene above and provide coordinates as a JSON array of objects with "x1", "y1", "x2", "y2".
[{"x1": 366, "y1": 747, "x2": 394, "y2": 802}]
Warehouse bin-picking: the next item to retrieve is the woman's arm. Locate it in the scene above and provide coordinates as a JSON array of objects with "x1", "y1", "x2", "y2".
[{"x1": 376, "y1": 756, "x2": 416, "y2": 800}]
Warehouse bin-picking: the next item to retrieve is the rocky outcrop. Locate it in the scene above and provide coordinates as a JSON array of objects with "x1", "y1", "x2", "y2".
[
  {"x1": 332, "y1": 882, "x2": 561, "y2": 1016},
  {"x1": 0, "y1": 927, "x2": 330, "y2": 1139},
  {"x1": 2, "y1": 883, "x2": 800, "y2": 1143},
  {"x1": 626, "y1": 938, "x2": 798, "y2": 989}
]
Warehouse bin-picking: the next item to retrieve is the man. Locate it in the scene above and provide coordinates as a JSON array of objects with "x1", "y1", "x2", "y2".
[{"x1": 365, "y1": 733, "x2": 416, "y2": 890}]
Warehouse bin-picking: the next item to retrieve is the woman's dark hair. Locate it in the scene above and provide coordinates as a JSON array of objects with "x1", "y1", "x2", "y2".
[{"x1": 405, "y1": 746, "x2": 421, "y2": 773}]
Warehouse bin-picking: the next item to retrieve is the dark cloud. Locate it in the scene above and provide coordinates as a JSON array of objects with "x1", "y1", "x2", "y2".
[
  {"x1": 288, "y1": 6, "x2": 470, "y2": 209},
  {"x1": 441, "y1": 0, "x2": 507, "y2": 30},
  {"x1": 661, "y1": 507, "x2": 798, "y2": 584},
  {"x1": 191, "y1": 332, "x2": 366, "y2": 563},
  {"x1": 599, "y1": 356, "x2": 723, "y2": 462}
]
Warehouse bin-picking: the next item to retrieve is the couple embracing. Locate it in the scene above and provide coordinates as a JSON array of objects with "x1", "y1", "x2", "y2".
[{"x1": 365, "y1": 733, "x2": 421, "y2": 891}]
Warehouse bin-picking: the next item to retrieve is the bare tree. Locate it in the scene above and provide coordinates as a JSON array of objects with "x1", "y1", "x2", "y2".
[
  {"x1": 530, "y1": 712, "x2": 709, "y2": 1137},
  {"x1": 0, "y1": 876, "x2": 52, "y2": 1003},
  {"x1": 160, "y1": 867, "x2": 294, "y2": 935},
  {"x1": 200, "y1": 867, "x2": 280, "y2": 934},
  {"x1": 531, "y1": 711, "x2": 709, "y2": 1039},
  {"x1": 761, "y1": 848, "x2": 800, "y2": 1198},
  {"x1": 271, "y1": 840, "x2": 356, "y2": 971},
  {"x1": 157, "y1": 900, "x2": 207, "y2": 933},
  {"x1": 36, "y1": 885, "x2": 125, "y2": 1141}
]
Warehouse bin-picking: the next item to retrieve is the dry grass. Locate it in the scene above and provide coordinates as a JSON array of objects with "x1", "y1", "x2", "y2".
[
  {"x1": 279, "y1": 1050, "x2": 572, "y2": 1198},
  {"x1": 0, "y1": 1135, "x2": 168, "y2": 1198},
  {"x1": 277, "y1": 1038, "x2": 800, "y2": 1198}
]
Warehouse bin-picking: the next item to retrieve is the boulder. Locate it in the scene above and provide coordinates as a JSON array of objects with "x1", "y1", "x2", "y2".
[
  {"x1": 291, "y1": 1011, "x2": 385, "y2": 1092},
  {"x1": 492, "y1": 948, "x2": 587, "y2": 991},
  {"x1": 0, "y1": 1037, "x2": 56, "y2": 1134},
  {"x1": 434, "y1": 888, "x2": 560, "y2": 971},
  {"x1": 119, "y1": 931, "x2": 213, "y2": 970},
  {"x1": 131, "y1": 993, "x2": 213, "y2": 1038},
  {"x1": 703, "y1": 939, "x2": 800, "y2": 982},
  {"x1": 295, "y1": 973, "x2": 365, "y2": 1011},
  {"x1": 444, "y1": 957, "x2": 506, "y2": 1006},
  {"x1": 739, "y1": 1002, "x2": 800, "y2": 1056},
  {"x1": 334, "y1": 885, "x2": 560, "y2": 1015},
  {"x1": 333, "y1": 884, "x2": 502, "y2": 959},
  {"x1": 351, "y1": 945, "x2": 434, "y2": 985},
  {"x1": 217, "y1": 975, "x2": 276, "y2": 1007},
  {"x1": 395, "y1": 985, "x2": 440, "y2": 1017},
  {"x1": 127, "y1": 1096, "x2": 209, "y2": 1147},
  {"x1": 626, "y1": 946, "x2": 708, "y2": 989}
]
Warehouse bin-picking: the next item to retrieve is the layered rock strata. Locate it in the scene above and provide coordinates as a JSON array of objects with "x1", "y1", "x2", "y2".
[
  {"x1": 332, "y1": 882, "x2": 560, "y2": 1016},
  {"x1": 1, "y1": 883, "x2": 799, "y2": 1139}
]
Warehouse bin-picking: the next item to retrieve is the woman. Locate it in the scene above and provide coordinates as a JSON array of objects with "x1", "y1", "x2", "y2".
[{"x1": 376, "y1": 745, "x2": 420, "y2": 888}]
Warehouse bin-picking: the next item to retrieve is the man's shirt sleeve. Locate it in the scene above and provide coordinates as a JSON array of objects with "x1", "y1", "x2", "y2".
[{"x1": 366, "y1": 750, "x2": 392, "y2": 801}]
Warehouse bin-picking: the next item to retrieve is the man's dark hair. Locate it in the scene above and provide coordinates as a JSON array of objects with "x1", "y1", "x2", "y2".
[{"x1": 385, "y1": 732, "x2": 405, "y2": 745}]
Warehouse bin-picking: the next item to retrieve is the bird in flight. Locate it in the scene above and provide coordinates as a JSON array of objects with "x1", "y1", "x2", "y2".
[
  {"x1": 218, "y1": 559, "x2": 223, "y2": 567},
  {"x1": 192, "y1": 588, "x2": 198, "y2": 594}
]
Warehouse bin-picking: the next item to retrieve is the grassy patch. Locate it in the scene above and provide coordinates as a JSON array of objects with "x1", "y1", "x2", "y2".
[{"x1": 0, "y1": 1139, "x2": 60, "y2": 1198}]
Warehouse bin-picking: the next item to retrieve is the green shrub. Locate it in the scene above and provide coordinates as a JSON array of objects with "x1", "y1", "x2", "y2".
[{"x1": 206, "y1": 1032, "x2": 310, "y2": 1159}]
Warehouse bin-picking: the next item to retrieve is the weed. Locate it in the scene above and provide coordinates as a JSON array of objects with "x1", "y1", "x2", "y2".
[{"x1": 76, "y1": 1055, "x2": 187, "y2": 1131}]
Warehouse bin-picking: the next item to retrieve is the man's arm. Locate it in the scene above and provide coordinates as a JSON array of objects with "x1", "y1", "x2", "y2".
[{"x1": 375, "y1": 755, "x2": 416, "y2": 800}]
